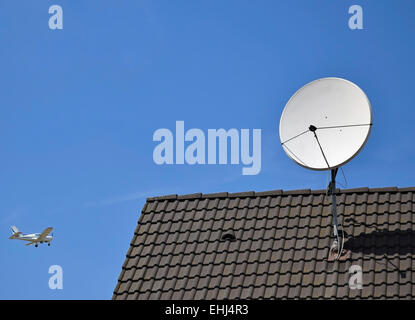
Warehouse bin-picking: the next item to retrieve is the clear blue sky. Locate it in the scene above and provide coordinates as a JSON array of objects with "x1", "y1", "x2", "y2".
[{"x1": 1, "y1": 1, "x2": 414, "y2": 299}]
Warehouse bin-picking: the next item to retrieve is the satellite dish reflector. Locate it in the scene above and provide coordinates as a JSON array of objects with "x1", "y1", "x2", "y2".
[{"x1": 279, "y1": 77, "x2": 372, "y2": 170}]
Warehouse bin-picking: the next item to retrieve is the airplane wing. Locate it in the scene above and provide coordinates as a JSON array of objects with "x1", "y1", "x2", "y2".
[
  {"x1": 9, "y1": 232, "x2": 22, "y2": 240},
  {"x1": 37, "y1": 227, "x2": 53, "y2": 241}
]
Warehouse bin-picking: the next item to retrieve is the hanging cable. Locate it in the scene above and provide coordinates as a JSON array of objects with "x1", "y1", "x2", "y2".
[{"x1": 341, "y1": 167, "x2": 348, "y2": 188}]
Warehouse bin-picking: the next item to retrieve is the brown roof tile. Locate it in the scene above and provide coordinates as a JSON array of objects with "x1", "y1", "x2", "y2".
[{"x1": 113, "y1": 186, "x2": 415, "y2": 300}]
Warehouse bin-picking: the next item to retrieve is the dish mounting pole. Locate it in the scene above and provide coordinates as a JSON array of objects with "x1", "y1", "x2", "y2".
[
  {"x1": 330, "y1": 168, "x2": 339, "y2": 240},
  {"x1": 328, "y1": 167, "x2": 351, "y2": 261}
]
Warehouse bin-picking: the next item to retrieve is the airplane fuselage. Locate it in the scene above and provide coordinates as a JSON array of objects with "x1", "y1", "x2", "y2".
[{"x1": 17, "y1": 234, "x2": 53, "y2": 243}]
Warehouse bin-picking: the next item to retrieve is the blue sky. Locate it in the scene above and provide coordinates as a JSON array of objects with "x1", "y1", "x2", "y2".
[{"x1": 1, "y1": 1, "x2": 414, "y2": 299}]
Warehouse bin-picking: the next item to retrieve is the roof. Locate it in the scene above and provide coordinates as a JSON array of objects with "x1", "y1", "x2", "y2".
[{"x1": 112, "y1": 186, "x2": 415, "y2": 300}]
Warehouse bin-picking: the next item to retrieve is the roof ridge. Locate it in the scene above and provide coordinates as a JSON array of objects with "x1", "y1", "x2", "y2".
[{"x1": 146, "y1": 186, "x2": 414, "y2": 202}]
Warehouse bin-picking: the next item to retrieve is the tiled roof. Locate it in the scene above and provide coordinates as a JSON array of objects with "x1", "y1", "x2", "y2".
[{"x1": 112, "y1": 187, "x2": 415, "y2": 299}]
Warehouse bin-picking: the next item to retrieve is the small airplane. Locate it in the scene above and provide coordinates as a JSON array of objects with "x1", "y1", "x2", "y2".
[{"x1": 9, "y1": 226, "x2": 53, "y2": 247}]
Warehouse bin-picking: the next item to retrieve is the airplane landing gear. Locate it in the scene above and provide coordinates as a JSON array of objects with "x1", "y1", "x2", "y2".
[
  {"x1": 35, "y1": 244, "x2": 38, "y2": 248},
  {"x1": 48, "y1": 243, "x2": 50, "y2": 246}
]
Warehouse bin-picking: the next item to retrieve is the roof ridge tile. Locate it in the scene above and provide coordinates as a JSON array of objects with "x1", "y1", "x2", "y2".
[
  {"x1": 228, "y1": 191, "x2": 255, "y2": 198},
  {"x1": 368, "y1": 187, "x2": 398, "y2": 193},
  {"x1": 340, "y1": 187, "x2": 369, "y2": 194},
  {"x1": 202, "y1": 192, "x2": 229, "y2": 199},
  {"x1": 255, "y1": 190, "x2": 283, "y2": 196},
  {"x1": 147, "y1": 194, "x2": 177, "y2": 201},
  {"x1": 177, "y1": 193, "x2": 202, "y2": 200},
  {"x1": 283, "y1": 189, "x2": 311, "y2": 195},
  {"x1": 145, "y1": 186, "x2": 415, "y2": 202}
]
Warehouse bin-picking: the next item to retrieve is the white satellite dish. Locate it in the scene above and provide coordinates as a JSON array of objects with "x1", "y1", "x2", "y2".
[
  {"x1": 279, "y1": 77, "x2": 373, "y2": 261},
  {"x1": 279, "y1": 77, "x2": 372, "y2": 170}
]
